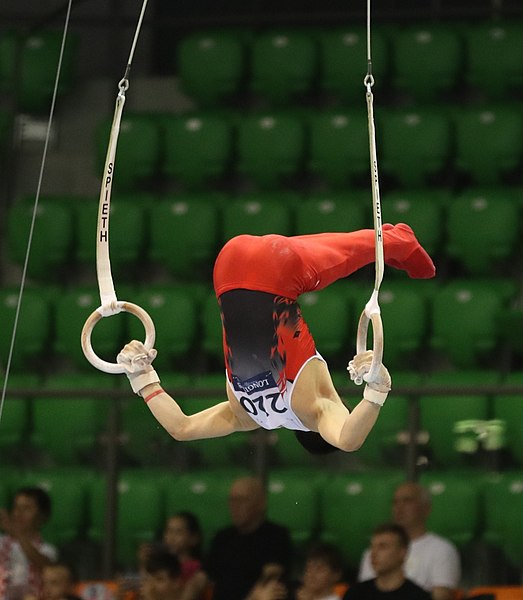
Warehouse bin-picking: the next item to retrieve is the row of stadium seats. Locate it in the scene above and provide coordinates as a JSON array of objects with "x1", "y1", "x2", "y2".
[
  {"x1": 176, "y1": 22, "x2": 523, "y2": 106},
  {"x1": 1, "y1": 467, "x2": 523, "y2": 571},
  {"x1": 1, "y1": 278, "x2": 522, "y2": 373},
  {"x1": 93, "y1": 104, "x2": 523, "y2": 190},
  {"x1": 2, "y1": 366, "x2": 523, "y2": 469},
  {"x1": 7, "y1": 188, "x2": 523, "y2": 280}
]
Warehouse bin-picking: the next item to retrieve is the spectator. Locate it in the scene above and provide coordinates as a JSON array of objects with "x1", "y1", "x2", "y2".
[
  {"x1": 345, "y1": 524, "x2": 430, "y2": 599},
  {"x1": 141, "y1": 551, "x2": 184, "y2": 600},
  {"x1": 294, "y1": 542, "x2": 345, "y2": 600},
  {"x1": 358, "y1": 483, "x2": 460, "y2": 600},
  {"x1": 0, "y1": 486, "x2": 57, "y2": 600},
  {"x1": 38, "y1": 562, "x2": 82, "y2": 600},
  {"x1": 205, "y1": 477, "x2": 293, "y2": 600},
  {"x1": 123, "y1": 512, "x2": 208, "y2": 600}
]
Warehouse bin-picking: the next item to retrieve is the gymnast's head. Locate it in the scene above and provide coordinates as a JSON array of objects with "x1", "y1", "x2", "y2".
[{"x1": 294, "y1": 430, "x2": 339, "y2": 455}]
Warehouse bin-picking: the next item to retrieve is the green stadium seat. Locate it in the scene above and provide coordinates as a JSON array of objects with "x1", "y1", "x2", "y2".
[
  {"x1": 419, "y1": 470, "x2": 482, "y2": 548},
  {"x1": 163, "y1": 470, "x2": 249, "y2": 551},
  {"x1": 320, "y1": 470, "x2": 404, "y2": 567},
  {"x1": 127, "y1": 287, "x2": 197, "y2": 368},
  {"x1": 429, "y1": 281, "x2": 506, "y2": 368},
  {"x1": 379, "y1": 108, "x2": 452, "y2": 187},
  {"x1": 21, "y1": 467, "x2": 95, "y2": 547},
  {"x1": 54, "y1": 287, "x2": 125, "y2": 369},
  {"x1": 0, "y1": 287, "x2": 52, "y2": 371},
  {"x1": 31, "y1": 373, "x2": 111, "y2": 465},
  {"x1": 381, "y1": 190, "x2": 449, "y2": 257},
  {"x1": 95, "y1": 113, "x2": 161, "y2": 190},
  {"x1": 221, "y1": 195, "x2": 292, "y2": 241},
  {"x1": 149, "y1": 194, "x2": 220, "y2": 279},
  {"x1": 317, "y1": 26, "x2": 388, "y2": 102},
  {"x1": 74, "y1": 195, "x2": 148, "y2": 276},
  {"x1": 7, "y1": 197, "x2": 74, "y2": 279},
  {"x1": 296, "y1": 192, "x2": 367, "y2": 235},
  {"x1": 299, "y1": 288, "x2": 350, "y2": 358},
  {"x1": 88, "y1": 470, "x2": 165, "y2": 569},
  {"x1": 353, "y1": 282, "x2": 428, "y2": 369},
  {"x1": 201, "y1": 290, "x2": 223, "y2": 361},
  {"x1": 492, "y1": 372, "x2": 523, "y2": 466},
  {"x1": 0, "y1": 30, "x2": 77, "y2": 113},
  {"x1": 162, "y1": 113, "x2": 233, "y2": 189},
  {"x1": 0, "y1": 374, "x2": 38, "y2": 463},
  {"x1": 178, "y1": 30, "x2": 245, "y2": 105},
  {"x1": 390, "y1": 25, "x2": 462, "y2": 100},
  {"x1": 453, "y1": 105, "x2": 523, "y2": 185},
  {"x1": 249, "y1": 30, "x2": 317, "y2": 104},
  {"x1": 446, "y1": 188, "x2": 520, "y2": 275},
  {"x1": 269, "y1": 428, "x2": 321, "y2": 469},
  {"x1": 235, "y1": 112, "x2": 305, "y2": 188},
  {"x1": 463, "y1": 22, "x2": 523, "y2": 98},
  {"x1": 267, "y1": 470, "x2": 322, "y2": 546},
  {"x1": 483, "y1": 471, "x2": 523, "y2": 566},
  {"x1": 419, "y1": 370, "x2": 499, "y2": 466},
  {"x1": 307, "y1": 110, "x2": 370, "y2": 187}
]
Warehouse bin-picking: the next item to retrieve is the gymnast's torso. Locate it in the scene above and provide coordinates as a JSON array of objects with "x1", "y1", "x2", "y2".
[{"x1": 218, "y1": 289, "x2": 322, "y2": 431}]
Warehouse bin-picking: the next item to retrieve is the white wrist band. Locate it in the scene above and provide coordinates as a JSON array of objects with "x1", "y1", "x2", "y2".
[
  {"x1": 129, "y1": 369, "x2": 160, "y2": 394},
  {"x1": 363, "y1": 384, "x2": 388, "y2": 407}
]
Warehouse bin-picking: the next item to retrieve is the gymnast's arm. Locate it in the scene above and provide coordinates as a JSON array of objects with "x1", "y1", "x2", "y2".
[{"x1": 117, "y1": 341, "x2": 259, "y2": 441}]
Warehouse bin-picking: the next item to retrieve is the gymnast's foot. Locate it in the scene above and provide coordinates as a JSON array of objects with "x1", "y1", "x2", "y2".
[{"x1": 383, "y1": 223, "x2": 436, "y2": 279}]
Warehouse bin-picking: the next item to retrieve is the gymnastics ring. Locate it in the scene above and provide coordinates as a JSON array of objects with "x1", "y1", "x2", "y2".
[
  {"x1": 355, "y1": 293, "x2": 384, "y2": 385},
  {"x1": 81, "y1": 301, "x2": 156, "y2": 374}
]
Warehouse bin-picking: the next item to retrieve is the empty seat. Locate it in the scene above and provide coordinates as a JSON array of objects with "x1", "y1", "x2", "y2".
[
  {"x1": 419, "y1": 370, "x2": 499, "y2": 466},
  {"x1": 419, "y1": 470, "x2": 482, "y2": 548},
  {"x1": 296, "y1": 192, "x2": 367, "y2": 235},
  {"x1": 453, "y1": 105, "x2": 523, "y2": 185},
  {"x1": 162, "y1": 113, "x2": 233, "y2": 189},
  {"x1": 353, "y1": 282, "x2": 428, "y2": 369},
  {"x1": 149, "y1": 194, "x2": 220, "y2": 279},
  {"x1": 178, "y1": 30, "x2": 245, "y2": 105},
  {"x1": 127, "y1": 287, "x2": 197, "y2": 368},
  {"x1": 299, "y1": 288, "x2": 350, "y2": 358},
  {"x1": 221, "y1": 195, "x2": 292, "y2": 241},
  {"x1": 95, "y1": 113, "x2": 161, "y2": 190},
  {"x1": 7, "y1": 197, "x2": 74, "y2": 279},
  {"x1": 446, "y1": 188, "x2": 520, "y2": 274},
  {"x1": 54, "y1": 287, "x2": 125, "y2": 369},
  {"x1": 0, "y1": 286, "x2": 52, "y2": 371},
  {"x1": 379, "y1": 108, "x2": 452, "y2": 187},
  {"x1": 430, "y1": 281, "x2": 506, "y2": 368},
  {"x1": 88, "y1": 470, "x2": 165, "y2": 569},
  {"x1": 381, "y1": 190, "x2": 448, "y2": 257},
  {"x1": 235, "y1": 112, "x2": 305, "y2": 188},
  {"x1": 249, "y1": 30, "x2": 317, "y2": 104},
  {"x1": 0, "y1": 30, "x2": 78, "y2": 113},
  {"x1": 74, "y1": 194, "x2": 148, "y2": 276},
  {"x1": 483, "y1": 472, "x2": 523, "y2": 567},
  {"x1": 390, "y1": 25, "x2": 462, "y2": 100},
  {"x1": 32, "y1": 373, "x2": 111, "y2": 465},
  {"x1": 320, "y1": 470, "x2": 404, "y2": 567},
  {"x1": 318, "y1": 26, "x2": 388, "y2": 102},
  {"x1": 307, "y1": 110, "x2": 370, "y2": 187},
  {"x1": 463, "y1": 22, "x2": 523, "y2": 98}
]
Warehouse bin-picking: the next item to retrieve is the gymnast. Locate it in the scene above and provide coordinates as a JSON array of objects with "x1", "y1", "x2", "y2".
[{"x1": 117, "y1": 224, "x2": 435, "y2": 454}]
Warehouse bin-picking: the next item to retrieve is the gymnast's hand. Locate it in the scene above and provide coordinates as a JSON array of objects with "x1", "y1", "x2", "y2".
[
  {"x1": 117, "y1": 340, "x2": 160, "y2": 395},
  {"x1": 348, "y1": 350, "x2": 391, "y2": 406}
]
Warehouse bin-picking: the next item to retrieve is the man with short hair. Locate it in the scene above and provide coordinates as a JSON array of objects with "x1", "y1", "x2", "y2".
[
  {"x1": 205, "y1": 477, "x2": 292, "y2": 600},
  {"x1": 358, "y1": 483, "x2": 460, "y2": 600},
  {"x1": 345, "y1": 523, "x2": 430, "y2": 599}
]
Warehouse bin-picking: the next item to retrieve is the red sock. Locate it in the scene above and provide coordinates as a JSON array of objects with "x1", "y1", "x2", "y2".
[{"x1": 383, "y1": 223, "x2": 436, "y2": 279}]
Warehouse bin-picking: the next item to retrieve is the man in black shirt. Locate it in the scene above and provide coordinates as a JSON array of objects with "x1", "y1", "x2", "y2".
[
  {"x1": 343, "y1": 524, "x2": 430, "y2": 600},
  {"x1": 205, "y1": 477, "x2": 292, "y2": 600}
]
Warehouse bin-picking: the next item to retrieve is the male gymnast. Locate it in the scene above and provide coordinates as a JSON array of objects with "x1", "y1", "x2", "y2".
[{"x1": 117, "y1": 224, "x2": 435, "y2": 454}]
